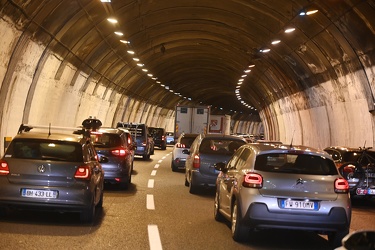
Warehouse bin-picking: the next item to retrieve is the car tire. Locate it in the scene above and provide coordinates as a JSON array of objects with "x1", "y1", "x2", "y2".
[
  {"x1": 143, "y1": 154, "x2": 150, "y2": 160},
  {"x1": 231, "y1": 200, "x2": 248, "y2": 242},
  {"x1": 328, "y1": 229, "x2": 349, "y2": 248},
  {"x1": 80, "y1": 199, "x2": 96, "y2": 223},
  {"x1": 184, "y1": 176, "x2": 189, "y2": 187},
  {"x1": 214, "y1": 190, "x2": 225, "y2": 222},
  {"x1": 97, "y1": 190, "x2": 103, "y2": 208},
  {"x1": 188, "y1": 175, "x2": 199, "y2": 194},
  {"x1": 171, "y1": 162, "x2": 177, "y2": 172}
]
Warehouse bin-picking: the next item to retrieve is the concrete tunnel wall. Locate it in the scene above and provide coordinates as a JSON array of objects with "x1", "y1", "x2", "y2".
[{"x1": 1, "y1": 14, "x2": 374, "y2": 154}]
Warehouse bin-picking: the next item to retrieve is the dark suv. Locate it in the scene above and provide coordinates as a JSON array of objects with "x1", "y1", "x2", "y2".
[
  {"x1": 148, "y1": 127, "x2": 167, "y2": 150},
  {"x1": 117, "y1": 122, "x2": 152, "y2": 160},
  {"x1": 0, "y1": 122, "x2": 105, "y2": 223},
  {"x1": 91, "y1": 127, "x2": 135, "y2": 189},
  {"x1": 324, "y1": 146, "x2": 375, "y2": 199}
]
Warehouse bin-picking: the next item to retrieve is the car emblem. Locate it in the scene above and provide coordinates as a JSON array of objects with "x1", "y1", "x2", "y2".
[
  {"x1": 296, "y1": 178, "x2": 303, "y2": 185},
  {"x1": 37, "y1": 165, "x2": 46, "y2": 173}
]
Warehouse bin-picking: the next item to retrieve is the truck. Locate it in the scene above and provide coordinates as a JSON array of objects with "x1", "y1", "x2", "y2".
[
  {"x1": 208, "y1": 114, "x2": 231, "y2": 135},
  {"x1": 174, "y1": 105, "x2": 210, "y2": 139}
]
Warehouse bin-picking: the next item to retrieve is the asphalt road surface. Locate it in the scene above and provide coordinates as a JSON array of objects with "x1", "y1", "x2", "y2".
[{"x1": 0, "y1": 147, "x2": 374, "y2": 250}]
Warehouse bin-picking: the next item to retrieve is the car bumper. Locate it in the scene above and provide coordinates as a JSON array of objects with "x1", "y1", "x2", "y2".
[
  {"x1": 243, "y1": 202, "x2": 350, "y2": 232},
  {"x1": 191, "y1": 170, "x2": 217, "y2": 187}
]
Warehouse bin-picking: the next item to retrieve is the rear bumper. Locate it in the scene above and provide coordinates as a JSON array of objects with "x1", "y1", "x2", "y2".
[
  {"x1": 191, "y1": 170, "x2": 217, "y2": 187},
  {"x1": 243, "y1": 202, "x2": 350, "y2": 232}
]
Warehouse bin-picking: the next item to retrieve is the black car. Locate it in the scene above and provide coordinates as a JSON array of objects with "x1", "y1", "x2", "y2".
[
  {"x1": 324, "y1": 146, "x2": 375, "y2": 199},
  {"x1": 148, "y1": 127, "x2": 167, "y2": 150},
  {"x1": 91, "y1": 127, "x2": 135, "y2": 189},
  {"x1": 117, "y1": 122, "x2": 153, "y2": 160}
]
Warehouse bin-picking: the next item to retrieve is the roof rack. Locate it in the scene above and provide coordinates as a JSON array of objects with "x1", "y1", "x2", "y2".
[{"x1": 18, "y1": 124, "x2": 86, "y2": 136}]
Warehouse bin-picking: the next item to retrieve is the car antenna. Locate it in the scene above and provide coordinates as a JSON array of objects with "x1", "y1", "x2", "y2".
[
  {"x1": 290, "y1": 129, "x2": 295, "y2": 148},
  {"x1": 48, "y1": 123, "x2": 51, "y2": 136}
]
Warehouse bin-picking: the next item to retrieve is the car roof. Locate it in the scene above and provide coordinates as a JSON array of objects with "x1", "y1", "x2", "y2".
[
  {"x1": 201, "y1": 133, "x2": 246, "y2": 141},
  {"x1": 13, "y1": 131, "x2": 84, "y2": 143},
  {"x1": 244, "y1": 143, "x2": 331, "y2": 158},
  {"x1": 98, "y1": 127, "x2": 127, "y2": 135}
]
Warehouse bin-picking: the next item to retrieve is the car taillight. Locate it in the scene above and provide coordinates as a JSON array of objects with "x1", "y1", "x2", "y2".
[
  {"x1": 193, "y1": 154, "x2": 200, "y2": 168},
  {"x1": 334, "y1": 178, "x2": 349, "y2": 193},
  {"x1": 161, "y1": 136, "x2": 165, "y2": 141},
  {"x1": 142, "y1": 141, "x2": 147, "y2": 146},
  {"x1": 343, "y1": 165, "x2": 355, "y2": 173},
  {"x1": 111, "y1": 149, "x2": 126, "y2": 157},
  {"x1": 176, "y1": 143, "x2": 186, "y2": 148},
  {"x1": 74, "y1": 165, "x2": 91, "y2": 180},
  {"x1": 0, "y1": 160, "x2": 9, "y2": 175},
  {"x1": 243, "y1": 173, "x2": 263, "y2": 188}
]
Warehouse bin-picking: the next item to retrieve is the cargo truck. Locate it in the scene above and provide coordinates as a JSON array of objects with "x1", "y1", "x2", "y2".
[{"x1": 174, "y1": 106, "x2": 210, "y2": 139}]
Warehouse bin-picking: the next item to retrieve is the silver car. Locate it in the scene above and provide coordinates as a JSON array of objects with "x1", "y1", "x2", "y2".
[
  {"x1": 0, "y1": 124, "x2": 105, "y2": 223},
  {"x1": 185, "y1": 134, "x2": 246, "y2": 193},
  {"x1": 214, "y1": 143, "x2": 351, "y2": 248},
  {"x1": 171, "y1": 133, "x2": 198, "y2": 172}
]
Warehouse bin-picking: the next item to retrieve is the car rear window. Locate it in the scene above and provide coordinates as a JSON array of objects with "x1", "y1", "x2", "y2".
[
  {"x1": 199, "y1": 139, "x2": 245, "y2": 155},
  {"x1": 118, "y1": 123, "x2": 145, "y2": 138},
  {"x1": 92, "y1": 133, "x2": 122, "y2": 147},
  {"x1": 180, "y1": 137, "x2": 196, "y2": 148},
  {"x1": 9, "y1": 139, "x2": 83, "y2": 162},
  {"x1": 254, "y1": 153, "x2": 338, "y2": 175}
]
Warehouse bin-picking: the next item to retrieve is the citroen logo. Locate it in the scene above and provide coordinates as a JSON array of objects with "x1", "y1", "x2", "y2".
[
  {"x1": 37, "y1": 165, "x2": 46, "y2": 173},
  {"x1": 296, "y1": 178, "x2": 304, "y2": 185}
]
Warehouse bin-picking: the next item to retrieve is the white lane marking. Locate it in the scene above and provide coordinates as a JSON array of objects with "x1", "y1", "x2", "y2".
[
  {"x1": 148, "y1": 224, "x2": 163, "y2": 250},
  {"x1": 147, "y1": 194, "x2": 155, "y2": 210},
  {"x1": 158, "y1": 160, "x2": 162, "y2": 163},
  {"x1": 151, "y1": 170, "x2": 157, "y2": 176},
  {"x1": 154, "y1": 164, "x2": 160, "y2": 169},
  {"x1": 148, "y1": 179, "x2": 154, "y2": 188}
]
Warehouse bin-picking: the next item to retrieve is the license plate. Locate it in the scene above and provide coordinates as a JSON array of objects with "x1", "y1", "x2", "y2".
[
  {"x1": 21, "y1": 189, "x2": 58, "y2": 199},
  {"x1": 282, "y1": 200, "x2": 316, "y2": 210},
  {"x1": 365, "y1": 173, "x2": 375, "y2": 178}
]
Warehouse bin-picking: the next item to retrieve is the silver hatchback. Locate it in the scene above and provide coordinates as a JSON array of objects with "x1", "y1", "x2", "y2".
[
  {"x1": 214, "y1": 143, "x2": 351, "y2": 248},
  {"x1": 0, "y1": 124, "x2": 105, "y2": 223}
]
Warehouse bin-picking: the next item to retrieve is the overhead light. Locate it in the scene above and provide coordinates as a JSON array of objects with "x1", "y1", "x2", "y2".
[
  {"x1": 133, "y1": 58, "x2": 140, "y2": 61},
  {"x1": 127, "y1": 50, "x2": 135, "y2": 54},
  {"x1": 147, "y1": 74, "x2": 153, "y2": 77},
  {"x1": 238, "y1": 79, "x2": 244, "y2": 82},
  {"x1": 260, "y1": 48, "x2": 271, "y2": 53},
  {"x1": 244, "y1": 69, "x2": 251, "y2": 73},
  {"x1": 114, "y1": 31, "x2": 123, "y2": 36},
  {"x1": 100, "y1": 0, "x2": 111, "y2": 2},
  {"x1": 300, "y1": 9, "x2": 318, "y2": 16},
  {"x1": 284, "y1": 27, "x2": 295, "y2": 33},
  {"x1": 142, "y1": 68, "x2": 148, "y2": 72},
  {"x1": 271, "y1": 40, "x2": 281, "y2": 45},
  {"x1": 248, "y1": 64, "x2": 255, "y2": 68},
  {"x1": 107, "y1": 18, "x2": 118, "y2": 24},
  {"x1": 137, "y1": 63, "x2": 144, "y2": 67},
  {"x1": 120, "y1": 40, "x2": 130, "y2": 44},
  {"x1": 241, "y1": 75, "x2": 247, "y2": 78}
]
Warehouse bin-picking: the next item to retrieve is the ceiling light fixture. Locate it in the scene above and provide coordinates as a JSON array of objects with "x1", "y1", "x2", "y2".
[
  {"x1": 284, "y1": 27, "x2": 295, "y2": 33},
  {"x1": 271, "y1": 40, "x2": 281, "y2": 45},
  {"x1": 114, "y1": 31, "x2": 123, "y2": 36},
  {"x1": 120, "y1": 40, "x2": 130, "y2": 44},
  {"x1": 260, "y1": 48, "x2": 271, "y2": 53}
]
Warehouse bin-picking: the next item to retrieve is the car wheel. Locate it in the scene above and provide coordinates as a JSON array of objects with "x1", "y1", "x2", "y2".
[
  {"x1": 184, "y1": 176, "x2": 189, "y2": 187},
  {"x1": 80, "y1": 199, "x2": 96, "y2": 223},
  {"x1": 328, "y1": 229, "x2": 349, "y2": 248},
  {"x1": 143, "y1": 154, "x2": 150, "y2": 160},
  {"x1": 97, "y1": 190, "x2": 103, "y2": 208},
  {"x1": 171, "y1": 162, "x2": 177, "y2": 172},
  {"x1": 188, "y1": 175, "x2": 199, "y2": 194},
  {"x1": 231, "y1": 200, "x2": 248, "y2": 242},
  {"x1": 214, "y1": 190, "x2": 225, "y2": 222}
]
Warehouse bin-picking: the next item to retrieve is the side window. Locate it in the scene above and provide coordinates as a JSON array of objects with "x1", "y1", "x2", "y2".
[
  {"x1": 227, "y1": 148, "x2": 244, "y2": 170},
  {"x1": 235, "y1": 148, "x2": 251, "y2": 170}
]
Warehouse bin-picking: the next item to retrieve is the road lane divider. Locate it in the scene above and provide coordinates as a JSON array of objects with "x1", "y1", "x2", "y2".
[
  {"x1": 147, "y1": 194, "x2": 155, "y2": 210},
  {"x1": 148, "y1": 224, "x2": 162, "y2": 250}
]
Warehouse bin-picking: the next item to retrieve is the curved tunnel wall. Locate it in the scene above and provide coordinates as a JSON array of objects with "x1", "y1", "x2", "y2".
[{"x1": 0, "y1": 16, "x2": 260, "y2": 153}]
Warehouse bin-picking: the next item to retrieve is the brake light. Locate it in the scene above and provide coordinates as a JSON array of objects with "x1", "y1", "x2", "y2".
[
  {"x1": 0, "y1": 160, "x2": 9, "y2": 175},
  {"x1": 142, "y1": 141, "x2": 147, "y2": 146},
  {"x1": 161, "y1": 136, "x2": 165, "y2": 141},
  {"x1": 111, "y1": 149, "x2": 126, "y2": 157},
  {"x1": 74, "y1": 165, "x2": 91, "y2": 180},
  {"x1": 243, "y1": 173, "x2": 263, "y2": 188},
  {"x1": 193, "y1": 154, "x2": 200, "y2": 168},
  {"x1": 176, "y1": 143, "x2": 186, "y2": 148},
  {"x1": 343, "y1": 165, "x2": 355, "y2": 173},
  {"x1": 334, "y1": 178, "x2": 349, "y2": 193}
]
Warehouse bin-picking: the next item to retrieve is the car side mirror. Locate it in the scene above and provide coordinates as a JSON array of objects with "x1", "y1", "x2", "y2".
[
  {"x1": 214, "y1": 162, "x2": 227, "y2": 172},
  {"x1": 340, "y1": 230, "x2": 375, "y2": 249},
  {"x1": 182, "y1": 149, "x2": 190, "y2": 155}
]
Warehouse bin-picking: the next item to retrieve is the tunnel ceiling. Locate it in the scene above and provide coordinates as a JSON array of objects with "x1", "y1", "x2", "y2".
[{"x1": 0, "y1": 0, "x2": 374, "y2": 118}]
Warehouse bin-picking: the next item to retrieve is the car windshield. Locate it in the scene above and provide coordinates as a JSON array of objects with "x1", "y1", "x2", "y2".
[
  {"x1": 92, "y1": 133, "x2": 122, "y2": 147},
  {"x1": 254, "y1": 153, "x2": 338, "y2": 175},
  {"x1": 199, "y1": 139, "x2": 245, "y2": 155},
  {"x1": 9, "y1": 139, "x2": 83, "y2": 162}
]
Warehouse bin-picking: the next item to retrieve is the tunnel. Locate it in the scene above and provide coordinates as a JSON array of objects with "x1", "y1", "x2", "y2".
[{"x1": 0, "y1": 0, "x2": 374, "y2": 153}]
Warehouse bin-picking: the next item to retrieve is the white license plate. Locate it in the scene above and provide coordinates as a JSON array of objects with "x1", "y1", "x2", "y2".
[
  {"x1": 283, "y1": 200, "x2": 315, "y2": 210},
  {"x1": 366, "y1": 173, "x2": 375, "y2": 178},
  {"x1": 21, "y1": 189, "x2": 58, "y2": 199},
  {"x1": 367, "y1": 189, "x2": 375, "y2": 195}
]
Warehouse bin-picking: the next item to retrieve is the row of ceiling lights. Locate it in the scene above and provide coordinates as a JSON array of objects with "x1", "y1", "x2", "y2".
[
  {"x1": 235, "y1": 7, "x2": 318, "y2": 111},
  {"x1": 101, "y1": 0, "x2": 193, "y2": 103}
]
